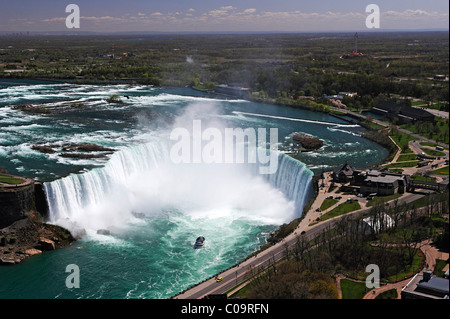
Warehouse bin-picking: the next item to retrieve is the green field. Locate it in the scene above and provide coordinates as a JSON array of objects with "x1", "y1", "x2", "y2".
[
  {"x1": 375, "y1": 289, "x2": 398, "y2": 299},
  {"x1": 366, "y1": 193, "x2": 402, "y2": 207},
  {"x1": 386, "y1": 161, "x2": 419, "y2": 168},
  {"x1": 432, "y1": 166, "x2": 449, "y2": 175},
  {"x1": 396, "y1": 154, "x2": 417, "y2": 162},
  {"x1": 0, "y1": 173, "x2": 25, "y2": 185},
  {"x1": 410, "y1": 174, "x2": 436, "y2": 182},
  {"x1": 390, "y1": 130, "x2": 416, "y2": 152},
  {"x1": 340, "y1": 279, "x2": 371, "y2": 299},
  {"x1": 321, "y1": 201, "x2": 361, "y2": 221},
  {"x1": 400, "y1": 117, "x2": 449, "y2": 145},
  {"x1": 421, "y1": 148, "x2": 446, "y2": 157},
  {"x1": 320, "y1": 198, "x2": 338, "y2": 211}
]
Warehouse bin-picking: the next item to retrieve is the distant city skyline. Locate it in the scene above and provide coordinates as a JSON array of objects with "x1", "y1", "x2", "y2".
[{"x1": 0, "y1": 0, "x2": 448, "y2": 33}]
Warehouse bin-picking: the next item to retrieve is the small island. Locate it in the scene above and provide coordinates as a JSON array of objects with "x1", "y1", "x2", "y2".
[
  {"x1": 292, "y1": 132, "x2": 324, "y2": 151},
  {"x1": 32, "y1": 142, "x2": 115, "y2": 159}
]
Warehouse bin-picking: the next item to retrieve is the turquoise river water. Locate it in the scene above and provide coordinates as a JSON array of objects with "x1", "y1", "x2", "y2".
[{"x1": 0, "y1": 82, "x2": 388, "y2": 298}]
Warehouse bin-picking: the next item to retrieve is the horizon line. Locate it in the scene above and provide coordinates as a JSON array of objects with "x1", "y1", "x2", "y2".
[{"x1": 0, "y1": 28, "x2": 449, "y2": 37}]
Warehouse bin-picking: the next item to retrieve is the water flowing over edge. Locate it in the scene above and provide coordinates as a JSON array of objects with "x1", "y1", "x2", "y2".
[{"x1": 43, "y1": 138, "x2": 314, "y2": 237}]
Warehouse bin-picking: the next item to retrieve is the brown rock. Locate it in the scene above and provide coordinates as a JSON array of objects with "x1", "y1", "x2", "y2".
[
  {"x1": 292, "y1": 132, "x2": 324, "y2": 151},
  {"x1": 25, "y1": 248, "x2": 42, "y2": 256},
  {"x1": 37, "y1": 237, "x2": 55, "y2": 251},
  {"x1": 0, "y1": 256, "x2": 16, "y2": 265}
]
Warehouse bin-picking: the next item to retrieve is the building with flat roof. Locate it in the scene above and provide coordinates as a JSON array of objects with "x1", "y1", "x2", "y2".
[
  {"x1": 401, "y1": 270, "x2": 449, "y2": 299},
  {"x1": 371, "y1": 101, "x2": 435, "y2": 123},
  {"x1": 214, "y1": 84, "x2": 250, "y2": 98},
  {"x1": 332, "y1": 163, "x2": 411, "y2": 195},
  {"x1": 357, "y1": 169, "x2": 409, "y2": 196}
]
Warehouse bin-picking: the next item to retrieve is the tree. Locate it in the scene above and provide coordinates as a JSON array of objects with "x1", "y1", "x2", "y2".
[{"x1": 397, "y1": 227, "x2": 429, "y2": 266}]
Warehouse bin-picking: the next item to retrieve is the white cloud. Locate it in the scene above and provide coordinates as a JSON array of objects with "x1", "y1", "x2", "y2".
[
  {"x1": 242, "y1": 8, "x2": 257, "y2": 14},
  {"x1": 37, "y1": 6, "x2": 449, "y2": 32}
]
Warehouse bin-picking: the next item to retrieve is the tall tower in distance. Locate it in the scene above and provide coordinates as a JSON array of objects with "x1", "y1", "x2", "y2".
[
  {"x1": 112, "y1": 43, "x2": 115, "y2": 59},
  {"x1": 346, "y1": 32, "x2": 363, "y2": 57}
]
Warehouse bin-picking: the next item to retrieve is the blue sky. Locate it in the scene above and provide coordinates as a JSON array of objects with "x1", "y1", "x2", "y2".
[{"x1": 0, "y1": 0, "x2": 448, "y2": 32}]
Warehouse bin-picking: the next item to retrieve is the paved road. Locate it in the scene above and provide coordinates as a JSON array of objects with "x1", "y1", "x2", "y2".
[
  {"x1": 174, "y1": 192, "x2": 424, "y2": 299},
  {"x1": 411, "y1": 106, "x2": 449, "y2": 119}
]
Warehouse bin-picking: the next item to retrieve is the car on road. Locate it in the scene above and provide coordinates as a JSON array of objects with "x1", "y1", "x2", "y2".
[
  {"x1": 326, "y1": 195, "x2": 334, "y2": 199},
  {"x1": 335, "y1": 196, "x2": 342, "y2": 200}
]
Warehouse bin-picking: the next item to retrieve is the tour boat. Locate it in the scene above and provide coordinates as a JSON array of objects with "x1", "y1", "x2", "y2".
[{"x1": 194, "y1": 236, "x2": 205, "y2": 248}]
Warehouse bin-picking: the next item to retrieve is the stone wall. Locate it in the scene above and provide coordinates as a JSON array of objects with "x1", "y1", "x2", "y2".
[
  {"x1": 0, "y1": 181, "x2": 36, "y2": 228},
  {"x1": 34, "y1": 182, "x2": 49, "y2": 218}
]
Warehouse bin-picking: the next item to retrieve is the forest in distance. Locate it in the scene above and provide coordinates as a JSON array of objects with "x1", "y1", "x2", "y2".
[{"x1": 0, "y1": 31, "x2": 448, "y2": 113}]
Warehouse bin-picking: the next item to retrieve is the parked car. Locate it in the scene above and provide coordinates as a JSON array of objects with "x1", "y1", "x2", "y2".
[
  {"x1": 335, "y1": 196, "x2": 342, "y2": 200},
  {"x1": 326, "y1": 195, "x2": 334, "y2": 200}
]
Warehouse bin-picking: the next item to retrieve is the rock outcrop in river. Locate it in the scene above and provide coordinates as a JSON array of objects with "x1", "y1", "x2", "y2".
[{"x1": 292, "y1": 132, "x2": 324, "y2": 151}]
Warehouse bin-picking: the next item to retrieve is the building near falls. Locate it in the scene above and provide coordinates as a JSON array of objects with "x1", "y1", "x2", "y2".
[
  {"x1": 401, "y1": 270, "x2": 449, "y2": 299},
  {"x1": 332, "y1": 162, "x2": 448, "y2": 195},
  {"x1": 371, "y1": 101, "x2": 435, "y2": 123},
  {"x1": 357, "y1": 170, "x2": 410, "y2": 196},
  {"x1": 332, "y1": 163, "x2": 410, "y2": 196},
  {"x1": 214, "y1": 84, "x2": 251, "y2": 98}
]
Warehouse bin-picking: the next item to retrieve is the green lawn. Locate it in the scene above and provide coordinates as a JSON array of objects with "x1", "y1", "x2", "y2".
[
  {"x1": 434, "y1": 259, "x2": 448, "y2": 278},
  {"x1": 321, "y1": 201, "x2": 361, "y2": 221},
  {"x1": 384, "y1": 250, "x2": 425, "y2": 282},
  {"x1": 386, "y1": 161, "x2": 419, "y2": 168},
  {"x1": 400, "y1": 147, "x2": 414, "y2": 154},
  {"x1": 340, "y1": 279, "x2": 371, "y2": 299},
  {"x1": 366, "y1": 193, "x2": 402, "y2": 207},
  {"x1": 432, "y1": 166, "x2": 449, "y2": 175},
  {"x1": 390, "y1": 130, "x2": 415, "y2": 151},
  {"x1": 375, "y1": 288, "x2": 398, "y2": 299},
  {"x1": 320, "y1": 198, "x2": 338, "y2": 211},
  {"x1": 400, "y1": 117, "x2": 449, "y2": 144},
  {"x1": 410, "y1": 174, "x2": 436, "y2": 183},
  {"x1": 396, "y1": 154, "x2": 417, "y2": 162},
  {"x1": 0, "y1": 173, "x2": 25, "y2": 185},
  {"x1": 421, "y1": 148, "x2": 446, "y2": 157}
]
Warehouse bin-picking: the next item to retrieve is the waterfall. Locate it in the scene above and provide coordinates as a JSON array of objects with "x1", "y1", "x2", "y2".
[
  {"x1": 264, "y1": 153, "x2": 314, "y2": 218},
  {"x1": 44, "y1": 138, "x2": 314, "y2": 235}
]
